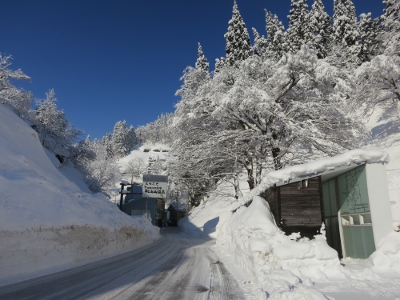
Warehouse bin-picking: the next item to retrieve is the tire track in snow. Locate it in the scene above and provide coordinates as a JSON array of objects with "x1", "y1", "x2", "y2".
[{"x1": 0, "y1": 229, "x2": 245, "y2": 300}]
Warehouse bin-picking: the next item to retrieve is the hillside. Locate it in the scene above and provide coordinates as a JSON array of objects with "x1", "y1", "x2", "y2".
[{"x1": 0, "y1": 103, "x2": 159, "y2": 285}]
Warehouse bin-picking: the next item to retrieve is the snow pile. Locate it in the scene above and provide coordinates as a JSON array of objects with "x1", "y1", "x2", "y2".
[
  {"x1": 0, "y1": 103, "x2": 160, "y2": 283},
  {"x1": 370, "y1": 232, "x2": 400, "y2": 273},
  {"x1": 366, "y1": 106, "x2": 400, "y2": 227},
  {"x1": 217, "y1": 196, "x2": 342, "y2": 299},
  {"x1": 179, "y1": 175, "x2": 250, "y2": 238}
]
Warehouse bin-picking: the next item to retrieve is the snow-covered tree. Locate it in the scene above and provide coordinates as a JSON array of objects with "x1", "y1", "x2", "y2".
[
  {"x1": 195, "y1": 42, "x2": 209, "y2": 73},
  {"x1": 31, "y1": 89, "x2": 81, "y2": 160},
  {"x1": 285, "y1": 0, "x2": 311, "y2": 53},
  {"x1": 109, "y1": 120, "x2": 137, "y2": 158},
  {"x1": 252, "y1": 27, "x2": 269, "y2": 59},
  {"x1": 71, "y1": 136, "x2": 121, "y2": 197},
  {"x1": 333, "y1": 0, "x2": 359, "y2": 47},
  {"x1": 379, "y1": 0, "x2": 400, "y2": 55},
  {"x1": 224, "y1": 1, "x2": 253, "y2": 66},
  {"x1": 308, "y1": 0, "x2": 333, "y2": 58},
  {"x1": 124, "y1": 157, "x2": 147, "y2": 183},
  {"x1": 265, "y1": 10, "x2": 286, "y2": 60},
  {"x1": 215, "y1": 57, "x2": 227, "y2": 73},
  {"x1": 0, "y1": 54, "x2": 32, "y2": 118},
  {"x1": 86, "y1": 138, "x2": 121, "y2": 197},
  {"x1": 351, "y1": 54, "x2": 400, "y2": 117},
  {"x1": 357, "y1": 12, "x2": 380, "y2": 62},
  {"x1": 173, "y1": 47, "x2": 364, "y2": 191},
  {"x1": 136, "y1": 113, "x2": 174, "y2": 145}
]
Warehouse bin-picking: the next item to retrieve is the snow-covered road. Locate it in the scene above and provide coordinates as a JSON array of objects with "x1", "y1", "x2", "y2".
[{"x1": 0, "y1": 228, "x2": 244, "y2": 300}]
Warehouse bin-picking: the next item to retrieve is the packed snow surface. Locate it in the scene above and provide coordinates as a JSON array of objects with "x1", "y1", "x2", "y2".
[{"x1": 0, "y1": 103, "x2": 159, "y2": 283}]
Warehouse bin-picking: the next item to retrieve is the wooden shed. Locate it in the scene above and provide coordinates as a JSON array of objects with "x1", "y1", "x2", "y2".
[
  {"x1": 259, "y1": 150, "x2": 393, "y2": 259},
  {"x1": 261, "y1": 176, "x2": 323, "y2": 239}
]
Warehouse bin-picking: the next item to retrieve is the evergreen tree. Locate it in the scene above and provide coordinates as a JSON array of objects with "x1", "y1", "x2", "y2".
[
  {"x1": 266, "y1": 10, "x2": 286, "y2": 60},
  {"x1": 380, "y1": 0, "x2": 400, "y2": 55},
  {"x1": 286, "y1": 0, "x2": 311, "y2": 53},
  {"x1": 308, "y1": 0, "x2": 333, "y2": 58},
  {"x1": 383, "y1": 0, "x2": 400, "y2": 33},
  {"x1": 224, "y1": 0, "x2": 253, "y2": 66},
  {"x1": 195, "y1": 42, "x2": 209, "y2": 73},
  {"x1": 333, "y1": 0, "x2": 359, "y2": 46},
  {"x1": 0, "y1": 54, "x2": 32, "y2": 118},
  {"x1": 31, "y1": 89, "x2": 81, "y2": 158},
  {"x1": 252, "y1": 27, "x2": 269, "y2": 59},
  {"x1": 214, "y1": 57, "x2": 227, "y2": 73},
  {"x1": 126, "y1": 125, "x2": 137, "y2": 150},
  {"x1": 111, "y1": 120, "x2": 136, "y2": 158},
  {"x1": 102, "y1": 132, "x2": 114, "y2": 159},
  {"x1": 357, "y1": 13, "x2": 380, "y2": 62}
]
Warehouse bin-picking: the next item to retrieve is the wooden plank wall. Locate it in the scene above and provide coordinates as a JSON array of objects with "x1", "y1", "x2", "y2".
[{"x1": 280, "y1": 177, "x2": 322, "y2": 227}]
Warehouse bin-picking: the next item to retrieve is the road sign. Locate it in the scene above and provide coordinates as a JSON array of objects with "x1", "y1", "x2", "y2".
[{"x1": 142, "y1": 174, "x2": 168, "y2": 198}]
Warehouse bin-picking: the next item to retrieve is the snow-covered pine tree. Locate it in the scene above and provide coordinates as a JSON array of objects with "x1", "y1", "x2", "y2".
[
  {"x1": 252, "y1": 27, "x2": 269, "y2": 59},
  {"x1": 265, "y1": 10, "x2": 286, "y2": 60},
  {"x1": 224, "y1": 1, "x2": 253, "y2": 66},
  {"x1": 126, "y1": 125, "x2": 137, "y2": 150},
  {"x1": 285, "y1": 0, "x2": 311, "y2": 53},
  {"x1": 214, "y1": 57, "x2": 227, "y2": 73},
  {"x1": 102, "y1": 132, "x2": 114, "y2": 159},
  {"x1": 383, "y1": 0, "x2": 400, "y2": 33},
  {"x1": 333, "y1": 0, "x2": 359, "y2": 47},
  {"x1": 380, "y1": 0, "x2": 400, "y2": 55},
  {"x1": 195, "y1": 42, "x2": 209, "y2": 73},
  {"x1": 31, "y1": 89, "x2": 81, "y2": 160},
  {"x1": 308, "y1": 0, "x2": 333, "y2": 58},
  {"x1": 357, "y1": 13, "x2": 380, "y2": 62},
  {"x1": 0, "y1": 54, "x2": 32, "y2": 118},
  {"x1": 111, "y1": 120, "x2": 136, "y2": 158},
  {"x1": 350, "y1": 1, "x2": 400, "y2": 117}
]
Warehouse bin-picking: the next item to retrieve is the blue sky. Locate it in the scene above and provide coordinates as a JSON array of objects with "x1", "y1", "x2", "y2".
[{"x1": 1, "y1": 0, "x2": 383, "y2": 140}]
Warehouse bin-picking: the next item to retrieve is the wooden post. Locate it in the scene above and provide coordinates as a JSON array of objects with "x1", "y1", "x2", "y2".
[{"x1": 119, "y1": 183, "x2": 125, "y2": 211}]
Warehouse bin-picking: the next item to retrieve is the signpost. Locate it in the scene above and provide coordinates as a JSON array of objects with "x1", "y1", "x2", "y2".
[{"x1": 142, "y1": 174, "x2": 168, "y2": 199}]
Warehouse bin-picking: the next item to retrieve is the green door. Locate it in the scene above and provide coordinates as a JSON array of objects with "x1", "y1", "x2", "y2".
[
  {"x1": 322, "y1": 179, "x2": 342, "y2": 258},
  {"x1": 337, "y1": 165, "x2": 375, "y2": 259}
]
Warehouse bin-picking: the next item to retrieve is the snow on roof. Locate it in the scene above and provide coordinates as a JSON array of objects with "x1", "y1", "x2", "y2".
[{"x1": 234, "y1": 149, "x2": 389, "y2": 210}]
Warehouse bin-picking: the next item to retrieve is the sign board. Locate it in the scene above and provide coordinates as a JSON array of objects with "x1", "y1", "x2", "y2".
[{"x1": 142, "y1": 174, "x2": 168, "y2": 199}]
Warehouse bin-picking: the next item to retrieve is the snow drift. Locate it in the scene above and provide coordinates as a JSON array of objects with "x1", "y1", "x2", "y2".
[{"x1": 0, "y1": 103, "x2": 159, "y2": 283}]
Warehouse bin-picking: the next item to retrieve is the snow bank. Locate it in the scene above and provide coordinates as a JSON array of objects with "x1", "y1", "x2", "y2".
[
  {"x1": 178, "y1": 176, "x2": 250, "y2": 238},
  {"x1": 214, "y1": 150, "x2": 394, "y2": 298},
  {"x1": 370, "y1": 231, "x2": 400, "y2": 273},
  {"x1": 0, "y1": 103, "x2": 160, "y2": 282},
  {"x1": 217, "y1": 196, "x2": 342, "y2": 299}
]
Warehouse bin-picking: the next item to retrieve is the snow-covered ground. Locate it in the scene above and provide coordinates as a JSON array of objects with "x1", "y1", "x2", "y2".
[
  {"x1": 0, "y1": 103, "x2": 159, "y2": 285},
  {"x1": 179, "y1": 108, "x2": 400, "y2": 299}
]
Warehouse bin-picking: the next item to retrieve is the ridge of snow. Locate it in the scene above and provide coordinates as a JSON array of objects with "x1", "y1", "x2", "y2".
[{"x1": 0, "y1": 103, "x2": 160, "y2": 283}]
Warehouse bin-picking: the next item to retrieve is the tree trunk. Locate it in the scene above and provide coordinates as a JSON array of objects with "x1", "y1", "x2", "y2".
[
  {"x1": 245, "y1": 159, "x2": 255, "y2": 190},
  {"x1": 272, "y1": 147, "x2": 282, "y2": 170},
  {"x1": 233, "y1": 173, "x2": 243, "y2": 199}
]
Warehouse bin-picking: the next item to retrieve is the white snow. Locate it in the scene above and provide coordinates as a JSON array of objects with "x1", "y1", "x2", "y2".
[
  {"x1": 0, "y1": 103, "x2": 160, "y2": 284},
  {"x1": 179, "y1": 145, "x2": 400, "y2": 298}
]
